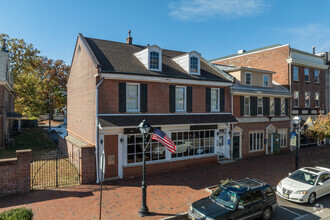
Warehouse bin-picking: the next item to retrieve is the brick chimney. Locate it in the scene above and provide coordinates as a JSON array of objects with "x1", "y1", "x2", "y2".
[
  {"x1": 126, "y1": 30, "x2": 132, "y2": 44},
  {"x1": 1, "y1": 39, "x2": 7, "y2": 51}
]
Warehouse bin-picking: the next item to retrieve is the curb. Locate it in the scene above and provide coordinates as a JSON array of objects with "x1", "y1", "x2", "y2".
[{"x1": 160, "y1": 212, "x2": 188, "y2": 220}]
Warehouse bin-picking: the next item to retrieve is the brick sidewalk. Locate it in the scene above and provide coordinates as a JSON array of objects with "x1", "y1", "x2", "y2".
[{"x1": 0, "y1": 146, "x2": 329, "y2": 220}]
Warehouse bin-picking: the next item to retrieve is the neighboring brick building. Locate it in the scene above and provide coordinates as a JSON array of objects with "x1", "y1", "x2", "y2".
[
  {"x1": 316, "y1": 51, "x2": 330, "y2": 114},
  {"x1": 0, "y1": 42, "x2": 20, "y2": 149},
  {"x1": 65, "y1": 33, "x2": 237, "y2": 183},
  {"x1": 214, "y1": 64, "x2": 291, "y2": 158},
  {"x1": 211, "y1": 45, "x2": 328, "y2": 146}
]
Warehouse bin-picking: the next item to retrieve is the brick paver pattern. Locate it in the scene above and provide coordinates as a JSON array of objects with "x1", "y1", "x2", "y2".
[{"x1": 0, "y1": 146, "x2": 329, "y2": 220}]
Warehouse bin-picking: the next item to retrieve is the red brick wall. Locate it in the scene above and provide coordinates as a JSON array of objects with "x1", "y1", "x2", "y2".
[
  {"x1": 236, "y1": 121, "x2": 290, "y2": 158},
  {"x1": 67, "y1": 38, "x2": 98, "y2": 144},
  {"x1": 123, "y1": 156, "x2": 217, "y2": 178},
  {"x1": 213, "y1": 45, "x2": 290, "y2": 87},
  {"x1": 0, "y1": 150, "x2": 31, "y2": 194},
  {"x1": 98, "y1": 79, "x2": 231, "y2": 114},
  {"x1": 291, "y1": 66, "x2": 326, "y2": 109}
]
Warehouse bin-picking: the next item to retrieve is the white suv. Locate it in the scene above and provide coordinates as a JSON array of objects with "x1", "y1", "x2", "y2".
[{"x1": 276, "y1": 166, "x2": 330, "y2": 204}]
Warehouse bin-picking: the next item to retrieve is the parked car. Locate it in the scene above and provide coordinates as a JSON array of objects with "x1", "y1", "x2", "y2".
[
  {"x1": 50, "y1": 124, "x2": 67, "y2": 134},
  {"x1": 188, "y1": 178, "x2": 277, "y2": 220},
  {"x1": 276, "y1": 166, "x2": 330, "y2": 204}
]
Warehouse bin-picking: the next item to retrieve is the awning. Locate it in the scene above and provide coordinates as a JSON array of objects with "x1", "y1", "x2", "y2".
[
  {"x1": 7, "y1": 112, "x2": 22, "y2": 118},
  {"x1": 99, "y1": 114, "x2": 237, "y2": 128}
]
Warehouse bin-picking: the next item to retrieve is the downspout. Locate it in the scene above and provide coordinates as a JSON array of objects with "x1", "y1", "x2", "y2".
[{"x1": 95, "y1": 77, "x2": 104, "y2": 183}]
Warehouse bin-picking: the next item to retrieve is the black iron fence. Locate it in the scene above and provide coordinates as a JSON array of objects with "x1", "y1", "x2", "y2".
[{"x1": 31, "y1": 150, "x2": 81, "y2": 189}]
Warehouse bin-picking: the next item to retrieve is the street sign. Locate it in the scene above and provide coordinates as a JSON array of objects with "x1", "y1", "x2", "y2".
[{"x1": 290, "y1": 132, "x2": 297, "y2": 146}]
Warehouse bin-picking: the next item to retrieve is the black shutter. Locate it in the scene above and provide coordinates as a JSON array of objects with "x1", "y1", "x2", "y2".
[
  {"x1": 263, "y1": 97, "x2": 270, "y2": 116},
  {"x1": 285, "y1": 98, "x2": 289, "y2": 116},
  {"x1": 240, "y1": 96, "x2": 244, "y2": 116},
  {"x1": 169, "y1": 85, "x2": 176, "y2": 113},
  {"x1": 275, "y1": 98, "x2": 281, "y2": 116},
  {"x1": 118, "y1": 82, "x2": 126, "y2": 113},
  {"x1": 206, "y1": 88, "x2": 211, "y2": 112},
  {"x1": 140, "y1": 84, "x2": 148, "y2": 113},
  {"x1": 220, "y1": 88, "x2": 225, "y2": 112},
  {"x1": 250, "y1": 97, "x2": 257, "y2": 116},
  {"x1": 187, "y1": 86, "x2": 193, "y2": 112}
]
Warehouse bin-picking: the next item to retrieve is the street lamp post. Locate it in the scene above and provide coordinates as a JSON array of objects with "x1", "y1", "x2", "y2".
[
  {"x1": 138, "y1": 120, "x2": 151, "y2": 217},
  {"x1": 292, "y1": 116, "x2": 302, "y2": 170}
]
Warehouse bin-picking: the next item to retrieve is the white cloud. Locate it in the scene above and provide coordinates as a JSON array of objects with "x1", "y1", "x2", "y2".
[
  {"x1": 284, "y1": 24, "x2": 330, "y2": 52},
  {"x1": 169, "y1": 0, "x2": 266, "y2": 21}
]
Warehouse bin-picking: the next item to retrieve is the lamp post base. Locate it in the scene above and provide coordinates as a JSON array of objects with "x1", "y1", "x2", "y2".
[{"x1": 138, "y1": 206, "x2": 149, "y2": 217}]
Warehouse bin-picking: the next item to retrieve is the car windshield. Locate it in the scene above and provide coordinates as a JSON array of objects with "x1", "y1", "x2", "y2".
[
  {"x1": 289, "y1": 170, "x2": 318, "y2": 185},
  {"x1": 210, "y1": 187, "x2": 239, "y2": 209}
]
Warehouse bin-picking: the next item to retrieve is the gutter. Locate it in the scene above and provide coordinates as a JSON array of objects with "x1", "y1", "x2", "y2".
[{"x1": 95, "y1": 77, "x2": 104, "y2": 183}]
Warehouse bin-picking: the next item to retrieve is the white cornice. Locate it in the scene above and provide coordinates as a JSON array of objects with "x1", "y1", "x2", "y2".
[
  {"x1": 99, "y1": 73, "x2": 232, "y2": 86},
  {"x1": 0, "y1": 81, "x2": 14, "y2": 92},
  {"x1": 286, "y1": 58, "x2": 328, "y2": 70},
  {"x1": 237, "y1": 117, "x2": 290, "y2": 123},
  {"x1": 98, "y1": 112, "x2": 232, "y2": 116},
  {"x1": 231, "y1": 90, "x2": 292, "y2": 98}
]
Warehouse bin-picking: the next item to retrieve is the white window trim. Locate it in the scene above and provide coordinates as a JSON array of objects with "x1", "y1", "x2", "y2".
[
  {"x1": 149, "y1": 50, "x2": 161, "y2": 71},
  {"x1": 257, "y1": 97, "x2": 263, "y2": 116},
  {"x1": 293, "y1": 91, "x2": 299, "y2": 108},
  {"x1": 126, "y1": 83, "x2": 140, "y2": 112},
  {"x1": 245, "y1": 72, "x2": 252, "y2": 85},
  {"x1": 305, "y1": 91, "x2": 310, "y2": 108},
  {"x1": 244, "y1": 96, "x2": 250, "y2": 116},
  {"x1": 211, "y1": 88, "x2": 220, "y2": 112},
  {"x1": 278, "y1": 129, "x2": 288, "y2": 148},
  {"x1": 189, "y1": 56, "x2": 200, "y2": 75},
  {"x1": 175, "y1": 86, "x2": 186, "y2": 112},
  {"x1": 249, "y1": 130, "x2": 264, "y2": 152},
  {"x1": 263, "y1": 74, "x2": 269, "y2": 87},
  {"x1": 293, "y1": 66, "x2": 299, "y2": 81},
  {"x1": 281, "y1": 98, "x2": 285, "y2": 115},
  {"x1": 304, "y1": 68, "x2": 310, "y2": 82},
  {"x1": 315, "y1": 92, "x2": 320, "y2": 108}
]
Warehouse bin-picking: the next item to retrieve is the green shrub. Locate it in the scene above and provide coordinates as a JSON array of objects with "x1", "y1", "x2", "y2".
[
  {"x1": 220, "y1": 178, "x2": 232, "y2": 186},
  {"x1": 0, "y1": 207, "x2": 33, "y2": 220}
]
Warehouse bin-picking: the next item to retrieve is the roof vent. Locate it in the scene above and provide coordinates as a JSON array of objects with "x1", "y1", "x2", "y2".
[
  {"x1": 238, "y1": 49, "x2": 246, "y2": 54},
  {"x1": 126, "y1": 30, "x2": 132, "y2": 45}
]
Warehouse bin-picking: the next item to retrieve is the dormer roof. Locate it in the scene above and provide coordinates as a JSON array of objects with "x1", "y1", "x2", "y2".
[{"x1": 81, "y1": 34, "x2": 231, "y2": 84}]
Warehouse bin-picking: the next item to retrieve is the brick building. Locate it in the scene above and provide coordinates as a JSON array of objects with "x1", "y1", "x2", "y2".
[
  {"x1": 214, "y1": 64, "x2": 291, "y2": 158},
  {"x1": 65, "y1": 33, "x2": 237, "y2": 182},
  {"x1": 211, "y1": 45, "x2": 328, "y2": 146},
  {"x1": 0, "y1": 42, "x2": 19, "y2": 149},
  {"x1": 316, "y1": 51, "x2": 330, "y2": 114}
]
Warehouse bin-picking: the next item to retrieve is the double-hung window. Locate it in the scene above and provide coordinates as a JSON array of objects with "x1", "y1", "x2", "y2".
[
  {"x1": 126, "y1": 83, "x2": 139, "y2": 112},
  {"x1": 245, "y1": 72, "x2": 252, "y2": 85},
  {"x1": 257, "y1": 97, "x2": 263, "y2": 115},
  {"x1": 293, "y1": 66, "x2": 299, "y2": 81},
  {"x1": 211, "y1": 88, "x2": 219, "y2": 111},
  {"x1": 249, "y1": 131, "x2": 264, "y2": 151},
  {"x1": 263, "y1": 75, "x2": 269, "y2": 87},
  {"x1": 314, "y1": 70, "x2": 320, "y2": 83},
  {"x1": 149, "y1": 51, "x2": 159, "y2": 69},
  {"x1": 315, "y1": 92, "x2": 320, "y2": 108},
  {"x1": 278, "y1": 129, "x2": 287, "y2": 148},
  {"x1": 175, "y1": 86, "x2": 186, "y2": 111},
  {"x1": 270, "y1": 97, "x2": 275, "y2": 115},
  {"x1": 305, "y1": 92, "x2": 310, "y2": 108},
  {"x1": 304, "y1": 68, "x2": 309, "y2": 82},
  {"x1": 293, "y1": 91, "x2": 299, "y2": 107},
  {"x1": 190, "y1": 57, "x2": 198, "y2": 73},
  {"x1": 244, "y1": 97, "x2": 250, "y2": 115},
  {"x1": 281, "y1": 98, "x2": 285, "y2": 115}
]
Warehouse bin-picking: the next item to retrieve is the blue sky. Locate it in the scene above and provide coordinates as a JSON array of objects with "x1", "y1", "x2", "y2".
[{"x1": 1, "y1": 0, "x2": 330, "y2": 65}]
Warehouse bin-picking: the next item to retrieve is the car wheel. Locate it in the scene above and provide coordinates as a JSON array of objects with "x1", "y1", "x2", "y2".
[
  {"x1": 51, "y1": 130, "x2": 56, "y2": 133},
  {"x1": 308, "y1": 192, "x2": 316, "y2": 204},
  {"x1": 261, "y1": 207, "x2": 272, "y2": 220}
]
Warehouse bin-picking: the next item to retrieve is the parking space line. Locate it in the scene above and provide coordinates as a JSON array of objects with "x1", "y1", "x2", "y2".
[
  {"x1": 294, "y1": 214, "x2": 310, "y2": 220},
  {"x1": 278, "y1": 205, "x2": 302, "y2": 217}
]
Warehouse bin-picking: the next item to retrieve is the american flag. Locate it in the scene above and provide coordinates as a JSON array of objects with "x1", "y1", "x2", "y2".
[{"x1": 151, "y1": 129, "x2": 176, "y2": 153}]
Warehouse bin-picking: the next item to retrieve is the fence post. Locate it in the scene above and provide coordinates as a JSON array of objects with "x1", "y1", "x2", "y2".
[{"x1": 56, "y1": 149, "x2": 58, "y2": 187}]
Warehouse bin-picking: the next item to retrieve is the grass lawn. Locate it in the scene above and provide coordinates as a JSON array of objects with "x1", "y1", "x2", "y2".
[{"x1": 0, "y1": 127, "x2": 57, "y2": 159}]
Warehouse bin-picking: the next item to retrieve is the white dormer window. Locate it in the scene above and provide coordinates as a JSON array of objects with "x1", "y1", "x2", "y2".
[
  {"x1": 134, "y1": 45, "x2": 162, "y2": 72},
  {"x1": 190, "y1": 57, "x2": 198, "y2": 73},
  {"x1": 173, "y1": 51, "x2": 201, "y2": 75},
  {"x1": 149, "y1": 51, "x2": 159, "y2": 69}
]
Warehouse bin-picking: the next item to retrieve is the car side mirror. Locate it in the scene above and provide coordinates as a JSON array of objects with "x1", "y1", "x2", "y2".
[
  {"x1": 318, "y1": 182, "x2": 324, "y2": 186},
  {"x1": 288, "y1": 173, "x2": 292, "y2": 176},
  {"x1": 237, "y1": 205, "x2": 244, "y2": 210}
]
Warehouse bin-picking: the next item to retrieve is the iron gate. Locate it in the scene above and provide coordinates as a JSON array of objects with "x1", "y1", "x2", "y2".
[{"x1": 31, "y1": 149, "x2": 81, "y2": 189}]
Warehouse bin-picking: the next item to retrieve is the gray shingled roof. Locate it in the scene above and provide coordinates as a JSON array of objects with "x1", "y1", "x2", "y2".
[
  {"x1": 209, "y1": 44, "x2": 282, "y2": 62},
  {"x1": 99, "y1": 114, "x2": 237, "y2": 127},
  {"x1": 84, "y1": 37, "x2": 231, "y2": 83}
]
